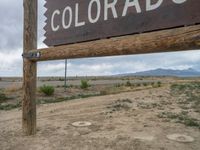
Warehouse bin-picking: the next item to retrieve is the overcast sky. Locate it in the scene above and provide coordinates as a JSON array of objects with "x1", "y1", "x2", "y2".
[{"x1": 0, "y1": 0, "x2": 200, "y2": 77}]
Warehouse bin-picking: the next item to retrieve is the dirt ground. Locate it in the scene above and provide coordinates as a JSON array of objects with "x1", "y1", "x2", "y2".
[{"x1": 0, "y1": 80, "x2": 200, "y2": 150}]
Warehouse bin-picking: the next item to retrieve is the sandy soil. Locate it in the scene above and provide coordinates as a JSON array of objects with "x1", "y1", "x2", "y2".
[{"x1": 0, "y1": 86, "x2": 199, "y2": 150}]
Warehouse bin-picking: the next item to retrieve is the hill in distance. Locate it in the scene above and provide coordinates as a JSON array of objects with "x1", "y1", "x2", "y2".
[{"x1": 117, "y1": 68, "x2": 200, "y2": 77}]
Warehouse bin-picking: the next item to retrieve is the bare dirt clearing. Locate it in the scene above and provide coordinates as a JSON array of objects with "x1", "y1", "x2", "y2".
[{"x1": 0, "y1": 77, "x2": 200, "y2": 150}]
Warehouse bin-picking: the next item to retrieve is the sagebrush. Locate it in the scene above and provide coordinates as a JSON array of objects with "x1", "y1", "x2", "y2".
[
  {"x1": 40, "y1": 85, "x2": 55, "y2": 96},
  {"x1": 80, "y1": 80, "x2": 89, "y2": 89}
]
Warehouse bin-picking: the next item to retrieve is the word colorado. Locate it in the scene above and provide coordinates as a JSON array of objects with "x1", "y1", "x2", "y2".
[{"x1": 51, "y1": 0, "x2": 187, "y2": 31}]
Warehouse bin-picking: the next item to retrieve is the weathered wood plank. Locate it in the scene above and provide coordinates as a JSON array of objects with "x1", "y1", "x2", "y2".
[
  {"x1": 26, "y1": 24, "x2": 200, "y2": 61},
  {"x1": 23, "y1": 0, "x2": 37, "y2": 135},
  {"x1": 44, "y1": 0, "x2": 200, "y2": 46}
]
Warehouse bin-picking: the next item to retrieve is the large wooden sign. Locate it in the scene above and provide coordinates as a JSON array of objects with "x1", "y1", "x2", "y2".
[
  {"x1": 23, "y1": 0, "x2": 200, "y2": 136},
  {"x1": 44, "y1": 0, "x2": 200, "y2": 46}
]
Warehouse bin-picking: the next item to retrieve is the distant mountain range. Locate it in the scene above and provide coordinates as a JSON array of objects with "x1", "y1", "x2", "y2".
[{"x1": 117, "y1": 68, "x2": 200, "y2": 77}]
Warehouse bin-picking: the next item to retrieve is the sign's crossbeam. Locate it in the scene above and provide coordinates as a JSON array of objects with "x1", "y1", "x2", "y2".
[{"x1": 23, "y1": 24, "x2": 200, "y2": 62}]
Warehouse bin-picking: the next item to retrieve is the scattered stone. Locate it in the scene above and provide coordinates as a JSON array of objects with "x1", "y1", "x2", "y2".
[
  {"x1": 166, "y1": 134, "x2": 194, "y2": 143},
  {"x1": 72, "y1": 121, "x2": 92, "y2": 127}
]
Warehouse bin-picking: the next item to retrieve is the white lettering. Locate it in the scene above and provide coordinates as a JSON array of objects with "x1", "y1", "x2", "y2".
[
  {"x1": 75, "y1": 3, "x2": 85, "y2": 27},
  {"x1": 50, "y1": 0, "x2": 188, "y2": 30},
  {"x1": 172, "y1": 0, "x2": 187, "y2": 4},
  {"x1": 122, "y1": 0, "x2": 141, "y2": 17},
  {"x1": 88, "y1": 0, "x2": 101, "y2": 23},
  {"x1": 146, "y1": 0, "x2": 163, "y2": 11},
  {"x1": 51, "y1": 10, "x2": 60, "y2": 31},
  {"x1": 104, "y1": 0, "x2": 118, "y2": 20},
  {"x1": 62, "y1": 6, "x2": 72, "y2": 29}
]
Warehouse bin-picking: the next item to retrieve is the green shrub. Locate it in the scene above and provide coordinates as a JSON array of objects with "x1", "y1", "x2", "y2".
[
  {"x1": 157, "y1": 81, "x2": 161, "y2": 87},
  {"x1": 80, "y1": 80, "x2": 89, "y2": 89},
  {"x1": 115, "y1": 83, "x2": 122, "y2": 87},
  {"x1": 136, "y1": 83, "x2": 141, "y2": 87},
  {"x1": 59, "y1": 78, "x2": 64, "y2": 81},
  {"x1": 0, "y1": 102, "x2": 21, "y2": 110},
  {"x1": 100, "y1": 90, "x2": 107, "y2": 95},
  {"x1": 40, "y1": 85, "x2": 55, "y2": 96},
  {"x1": 126, "y1": 81, "x2": 132, "y2": 86},
  {"x1": 143, "y1": 83, "x2": 148, "y2": 86},
  {"x1": 157, "y1": 111, "x2": 200, "y2": 128},
  {"x1": 0, "y1": 92, "x2": 7, "y2": 103}
]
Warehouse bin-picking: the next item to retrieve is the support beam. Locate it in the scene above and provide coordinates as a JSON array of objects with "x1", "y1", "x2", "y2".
[
  {"x1": 23, "y1": 0, "x2": 37, "y2": 135},
  {"x1": 25, "y1": 25, "x2": 200, "y2": 62}
]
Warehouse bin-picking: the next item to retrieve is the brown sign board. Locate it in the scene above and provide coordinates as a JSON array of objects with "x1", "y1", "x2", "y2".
[{"x1": 44, "y1": 0, "x2": 200, "y2": 47}]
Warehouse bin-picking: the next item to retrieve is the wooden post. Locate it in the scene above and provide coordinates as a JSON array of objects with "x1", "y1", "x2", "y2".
[
  {"x1": 23, "y1": 0, "x2": 37, "y2": 135},
  {"x1": 64, "y1": 59, "x2": 67, "y2": 91}
]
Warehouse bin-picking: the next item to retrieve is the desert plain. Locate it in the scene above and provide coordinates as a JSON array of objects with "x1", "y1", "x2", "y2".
[{"x1": 0, "y1": 76, "x2": 199, "y2": 150}]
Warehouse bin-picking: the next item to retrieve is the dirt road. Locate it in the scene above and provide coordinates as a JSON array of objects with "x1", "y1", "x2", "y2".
[{"x1": 0, "y1": 86, "x2": 199, "y2": 150}]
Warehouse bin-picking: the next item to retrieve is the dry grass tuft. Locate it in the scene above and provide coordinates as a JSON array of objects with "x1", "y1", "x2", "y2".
[{"x1": 5, "y1": 83, "x2": 22, "y2": 93}]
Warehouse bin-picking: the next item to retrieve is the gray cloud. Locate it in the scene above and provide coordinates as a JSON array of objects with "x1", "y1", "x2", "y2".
[
  {"x1": 0, "y1": 0, "x2": 46, "y2": 52},
  {"x1": 0, "y1": 0, "x2": 23, "y2": 51}
]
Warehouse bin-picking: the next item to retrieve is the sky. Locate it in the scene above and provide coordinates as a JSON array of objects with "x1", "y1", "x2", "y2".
[{"x1": 0, "y1": 0, "x2": 200, "y2": 77}]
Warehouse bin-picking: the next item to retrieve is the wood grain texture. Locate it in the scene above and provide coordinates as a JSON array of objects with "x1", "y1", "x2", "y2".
[
  {"x1": 27, "y1": 24, "x2": 200, "y2": 61},
  {"x1": 23, "y1": 0, "x2": 37, "y2": 135}
]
